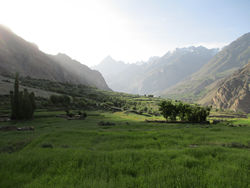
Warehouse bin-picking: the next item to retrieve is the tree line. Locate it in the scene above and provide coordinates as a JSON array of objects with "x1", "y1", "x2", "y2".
[{"x1": 159, "y1": 100, "x2": 210, "y2": 122}]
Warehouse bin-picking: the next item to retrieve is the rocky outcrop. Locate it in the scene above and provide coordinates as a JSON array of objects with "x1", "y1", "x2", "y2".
[{"x1": 208, "y1": 62, "x2": 250, "y2": 113}]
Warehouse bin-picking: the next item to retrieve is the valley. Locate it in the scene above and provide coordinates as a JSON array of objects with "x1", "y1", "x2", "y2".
[
  {"x1": 94, "y1": 33, "x2": 250, "y2": 113},
  {"x1": 0, "y1": 72, "x2": 249, "y2": 187},
  {"x1": 0, "y1": 4, "x2": 249, "y2": 186}
]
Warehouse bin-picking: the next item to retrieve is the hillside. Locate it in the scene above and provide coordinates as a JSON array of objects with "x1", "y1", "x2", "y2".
[
  {"x1": 164, "y1": 32, "x2": 250, "y2": 101},
  {"x1": 94, "y1": 46, "x2": 217, "y2": 95},
  {"x1": 50, "y1": 53, "x2": 109, "y2": 90},
  {"x1": 0, "y1": 75, "x2": 59, "y2": 98},
  {"x1": 0, "y1": 25, "x2": 110, "y2": 90},
  {"x1": 199, "y1": 61, "x2": 250, "y2": 113}
]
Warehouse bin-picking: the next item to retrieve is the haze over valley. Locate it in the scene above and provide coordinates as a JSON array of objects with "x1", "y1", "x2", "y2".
[
  {"x1": 0, "y1": 23, "x2": 250, "y2": 113},
  {"x1": 0, "y1": 1, "x2": 250, "y2": 187}
]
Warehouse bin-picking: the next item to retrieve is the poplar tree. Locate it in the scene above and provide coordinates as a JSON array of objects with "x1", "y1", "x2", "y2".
[
  {"x1": 10, "y1": 73, "x2": 20, "y2": 119},
  {"x1": 10, "y1": 74, "x2": 36, "y2": 120}
]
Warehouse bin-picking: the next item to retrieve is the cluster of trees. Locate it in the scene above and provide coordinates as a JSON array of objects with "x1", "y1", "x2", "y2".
[
  {"x1": 159, "y1": 100, "x2": 210, "y2": 122},
  {"x1": 50, "y1": 95, "x2": 71, "y2": 106},
  {"x1": 49, "y1": 95, "x2": 87, "y2": 119},
  {"x1": 50, "y1": 95, "x2": 71, "y2": 112},
  {"x1": 10, "y1": 74, "x2": 36, "y2": 120}
]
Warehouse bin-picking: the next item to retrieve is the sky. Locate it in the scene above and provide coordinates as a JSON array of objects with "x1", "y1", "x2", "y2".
[{"x1": 0, "y1": 0, "x2": 249, "y2": 66}]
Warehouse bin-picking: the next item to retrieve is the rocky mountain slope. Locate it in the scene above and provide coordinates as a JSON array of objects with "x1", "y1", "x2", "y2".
[
  {"x1": 163, "y1": 32, "x2": 250, "y2": 101},
  {"x1": 0, "y1": 25, "x2": 110, "y2": 90},
  {"x1": 94, "y1": 46, "x2": 218, "y2": 95},
  {"x1": 199, "y1": 61, "x2": 250, "y2": 113}
]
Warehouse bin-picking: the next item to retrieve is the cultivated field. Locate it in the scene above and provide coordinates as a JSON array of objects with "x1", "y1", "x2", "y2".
[{"x1": 0, "y1": 110, "x2": 249, "y2": 188}]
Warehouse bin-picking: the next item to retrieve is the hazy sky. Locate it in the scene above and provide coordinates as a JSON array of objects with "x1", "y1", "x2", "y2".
[{"x1": 0, "y1": 0, "x2": 249, "y2": 66}]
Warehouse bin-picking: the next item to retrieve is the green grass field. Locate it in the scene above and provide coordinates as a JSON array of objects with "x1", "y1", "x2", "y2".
[{"x1": 0, "y1": 111, "x2": 250, "y2": 188}]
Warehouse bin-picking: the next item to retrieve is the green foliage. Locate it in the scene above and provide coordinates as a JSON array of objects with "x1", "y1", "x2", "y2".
[
  {"x1": 10, "y1": 74, "x2": 36, "y2": 120},
  {"x1": 7, "y1": 76, "x2": 165, "y2": 115},
  {"x1": 159, "y1": 100, "x2": 210, "y2": 122},
  {"x1": 50, "y1": 95, "x2": 71, "y2": 112},
  {"x1": 185, "y1": 104, "x2": 211, "y2": 122},
  {"x1": 78, "y1": 111, "x2": 87, "y2": 119},
  {"x1": 10, "y1": 73, "x2": 20, "y2": 119},
  {"x1": 159, "y1": 100, "x2": 176, "y2": 120},
  {"x1": 50, "y1": 95, "x2": 70, "y2": 105}
]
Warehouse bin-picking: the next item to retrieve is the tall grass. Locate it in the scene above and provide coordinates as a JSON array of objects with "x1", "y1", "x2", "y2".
[{"x1": 0, "y1": 111, "x2": 249, "y2": 187}]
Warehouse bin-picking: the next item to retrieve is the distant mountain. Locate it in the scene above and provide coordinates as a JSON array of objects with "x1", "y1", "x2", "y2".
[
  {"x1": 163, "y1": 32, "x2": 250, "y2": 101},
  {"x1": 199, "y1": 61, "x2": 250, "y2": 113},
  {"x1": 93, "y1": 56, "x2": 129, "y2": 77},
  {"x1": 0, "y1": 25, "x2": 110, "y2": 90},
  {"x1": 94, "y1": 46, "x2": 218, "y2": 94}
]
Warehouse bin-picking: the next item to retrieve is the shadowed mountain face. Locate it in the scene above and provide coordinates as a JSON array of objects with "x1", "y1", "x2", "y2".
[
  {"x1": 50, "y1": 53, "x2": 110, "y2": 90},
  {"x1": 164, "y1": 32, "x2": 250, "y2": 101},
  {"x1": 94, "y1": 46, "x2": 218, "y2": 95},
  {"x1": 0, "y1": 25, "x2": 110, "y2": 90},
  {"x1": 200, "y1": 62, "x2": 250, "y2": 113}
]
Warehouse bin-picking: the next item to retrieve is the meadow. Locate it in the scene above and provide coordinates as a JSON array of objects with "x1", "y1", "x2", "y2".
[{"x1": 0, "y1": 110, "x2": 249, "y2": 188}]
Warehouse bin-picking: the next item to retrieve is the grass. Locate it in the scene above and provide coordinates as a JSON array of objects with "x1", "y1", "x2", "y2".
[
  {"x1": 232, "y1": 118, "x2": 250, "y2": 126},
  {"x1": 0, "y1": 111, "x2": 250, "y2": 187}
]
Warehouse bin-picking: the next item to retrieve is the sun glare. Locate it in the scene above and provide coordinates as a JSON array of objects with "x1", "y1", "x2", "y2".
[
  {"x1": 0, "y1": 0, "x2": 155, "y2": 65},
  {"x1": 0, "y1": 0, "x2": 247, "y2": 65}
]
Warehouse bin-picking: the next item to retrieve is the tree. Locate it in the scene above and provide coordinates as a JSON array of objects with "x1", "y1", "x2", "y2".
[
  {"x1": 176, "y1": 102, "x2": 188, "y2": 121},
  {"x1": 11, "y1": 73, "x2": 20, "y2": 119},
  {"x1": 29, "y1": 91, "x2": 36, "y2": 117},
  {"x1": 159, "y1": 100, "x2": 210, "y2": 122},
  {"x1": 159, "y1": 100, "x2": 176, "y2": 121},
  {"x1": 10, "y1": 74, "x2": 36, "y2": 120}
]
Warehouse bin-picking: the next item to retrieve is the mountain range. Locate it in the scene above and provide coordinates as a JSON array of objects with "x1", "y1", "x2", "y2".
[
  {"x1": 0, "y1": 25, "x2": 110, "y2": 90},
  {"x1": 164, "y1": 32, "x2": 250, "y2": 101},
  {"x1": 94, "y1": 32, "x2": 250, "y2": 112},
  {"x1": 94, "y1": 46, "x2": 218, "y2": 95},
  {"x1": 0, "y1": 24, "x2": 249, "y2": 113}
]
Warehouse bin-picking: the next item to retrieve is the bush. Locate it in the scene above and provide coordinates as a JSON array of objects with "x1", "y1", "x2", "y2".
[{"x1": 80, "y1": 112, "x2": 87, "y2": 119}]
